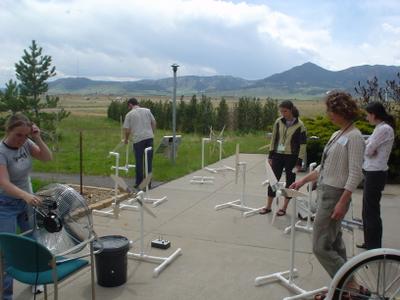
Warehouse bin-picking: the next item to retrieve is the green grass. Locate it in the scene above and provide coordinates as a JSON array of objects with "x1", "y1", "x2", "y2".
[
  {"x1": 31, "y1": 178, "x2": 52, "y2": 192},
  {"x1": 33, "y1": 115, "x2": 269, "y2": 182}
]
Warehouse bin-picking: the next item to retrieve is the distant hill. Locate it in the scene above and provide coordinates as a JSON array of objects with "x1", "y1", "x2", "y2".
[{"x1": 48, "y1": 62, "x2": 400, "y2": 99}]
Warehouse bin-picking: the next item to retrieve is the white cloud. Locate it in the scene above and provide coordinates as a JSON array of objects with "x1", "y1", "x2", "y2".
[
  {"x1": 382, "y1": 22, "x2": 400, "y2": 34},
  {"x1": 0, "y1": 0, "x2": 399, "y2": 87}
]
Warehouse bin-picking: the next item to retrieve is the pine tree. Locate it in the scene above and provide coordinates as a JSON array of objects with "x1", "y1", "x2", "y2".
[
  {"x1": 0, "y1": 40, "x2": 70, "y2": 139},
  {"x1": 196, "y1": 95, "x2": 214, "y2": 134},
  {"x1": 216, "y1": 97, "x2": 229, "y2": 130},
  {"x1": 0, "y1": 80, "x2": 25, "y2": 114},
  {"x1": 177, "y1": 98, "x2": 187, "y2": 131},
  {"x1": 182, "y1": 95, "x2": 197, "y2": 133},
  {"x1": 15, "y1": 40, "x2": 56, "y2": 118},
  {"x1": 262, "y1": 98, "x2": 278, "y2": 130}
]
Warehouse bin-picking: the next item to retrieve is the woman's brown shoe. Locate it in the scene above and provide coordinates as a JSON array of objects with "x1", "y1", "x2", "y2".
[{"x1": 259, "y1": 207, "x2": 272, "y2": 215}]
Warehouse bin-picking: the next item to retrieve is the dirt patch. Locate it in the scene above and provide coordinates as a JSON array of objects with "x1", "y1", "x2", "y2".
[{"x1": 68, "y1": 184, "x2": 115, "y2": 206}]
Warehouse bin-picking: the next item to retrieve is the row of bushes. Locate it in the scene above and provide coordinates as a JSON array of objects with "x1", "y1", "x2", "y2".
[
  {"x1": 107, "y1": 95, "x2": 279, "y2": 134},
  {"x1": 304, "y1": 115, "x2": 400, "y2": 182}
]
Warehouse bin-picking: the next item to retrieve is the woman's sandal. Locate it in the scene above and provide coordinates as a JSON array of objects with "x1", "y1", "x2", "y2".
[
  {"x1": 259, "y1": 207, "x2": 272, "y2": 215},
  {"x1": 276, "y1": 209, "x2": 286, "y2": 216}
]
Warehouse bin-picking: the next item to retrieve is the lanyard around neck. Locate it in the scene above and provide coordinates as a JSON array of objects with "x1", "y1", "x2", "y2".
[{"x1": 320, "y1": 123, "x2": 353, "y2": 170}]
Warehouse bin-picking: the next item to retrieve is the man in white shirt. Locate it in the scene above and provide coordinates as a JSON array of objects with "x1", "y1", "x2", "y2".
[{"x1": 123, "y1": 98, "x2": 156, "y2": 188}]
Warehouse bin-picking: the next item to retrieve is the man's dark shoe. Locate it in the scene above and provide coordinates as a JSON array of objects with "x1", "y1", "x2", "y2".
[{"x1": 356, "y1": 243, "x2": 368, "y2": 249}]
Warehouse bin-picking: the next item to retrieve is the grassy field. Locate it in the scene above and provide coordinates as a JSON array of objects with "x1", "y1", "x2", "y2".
[
  {"x1": 33, "y1": 115, "x2": 268, "y2": 182},
  {"x1": 33, "y1": 95, "x2": 326, "y2": 182}
]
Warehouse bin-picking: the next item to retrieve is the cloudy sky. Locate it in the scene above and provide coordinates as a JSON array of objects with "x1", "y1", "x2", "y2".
[{"x1": 1, "y1": 0, "x2": 399, "y2": 86}]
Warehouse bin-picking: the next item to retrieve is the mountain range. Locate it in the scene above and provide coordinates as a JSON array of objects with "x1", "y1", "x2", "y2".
[{"x1": 48, "y1": 62, "x2": 400, "y2": 99}]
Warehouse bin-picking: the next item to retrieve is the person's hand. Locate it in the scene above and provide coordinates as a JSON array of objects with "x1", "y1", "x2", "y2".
[
  {"x1": 331, "y1": 201, "x2": 347, "y2": 220},
  {"x1": 289, "y1": 179, "x2": 304, "y2": 190},
  {"x1": 30, "y1": 124, "x2": 41, "y2": 140},
  {"x1": 268, "y1": 159, "x2": 272, "y2": 166},
  {"x1": 23, "y1": 194, "x2": 42, "y2": 206},
  {"x1": 124, "y1": 138, "x2": 129, "y2": 145}
]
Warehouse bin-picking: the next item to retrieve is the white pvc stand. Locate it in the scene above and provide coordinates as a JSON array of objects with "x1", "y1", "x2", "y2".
[
  {"x1": 215, "y1": 144, "x2": 264, "y2": 217},
  {"x1": 143, "y1": 147, "x2": 167, "y2": 207},
  {"x1": 93, "y1": 151, "x2": 138, "y2": 218},
  {"x1": 127, "y1": 191, "x2": 182, "y2": 277},
  {"x1": 191, "y1": 138, "x2": 215, "y2": 184},
  {"x1": 262, "y1": 160, "x2": 287, "y2": 226},
  {"x1": 255, "y1": 188, "x2": 328, "y2": 300},
  {"x1": 270, "y1": 186, "x2": 286, "y2": 226},
  {"x1": 190, "y1": 176, "x2": 215, "y2": 184},
  {"x1": 109, "y1": 140, "x2": 136, "y2": 173},
  {"x1": 120, "y1": 143, "x2": 136, "y2": 172},
  {"x1": 205, "y1": 139, "x2": 235, "y2": 173},
  {"x1": 284, "y1": 162, "x2": 317, "y2": 235}
]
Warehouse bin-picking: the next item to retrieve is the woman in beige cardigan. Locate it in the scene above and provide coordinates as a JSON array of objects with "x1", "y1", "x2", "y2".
[{"x1": 290, "y1": 91, "x2": 365, "y2": 300}]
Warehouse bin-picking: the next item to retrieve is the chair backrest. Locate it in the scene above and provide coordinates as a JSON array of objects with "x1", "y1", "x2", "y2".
[{"x1": 0, "y1": 233, "x2": 53, "y2": 273}]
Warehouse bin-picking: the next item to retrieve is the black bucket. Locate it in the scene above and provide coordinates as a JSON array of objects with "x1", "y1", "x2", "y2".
[{"x1": 93, "y1": 235, "x2": 130, "y2": 287}]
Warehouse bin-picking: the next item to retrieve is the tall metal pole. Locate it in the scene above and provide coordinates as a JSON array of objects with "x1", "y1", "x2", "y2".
[
  {"x1": 171, "y1": 64, "x2": 179, "y2": 164},
  {"x1": 79, "y1": 131, "x2": 83, "y2": 195}
]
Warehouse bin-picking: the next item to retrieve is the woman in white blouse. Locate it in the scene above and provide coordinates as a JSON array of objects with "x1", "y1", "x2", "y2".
[{"x1": 357, "y1": 102, "x2": 395, "y2": 250}]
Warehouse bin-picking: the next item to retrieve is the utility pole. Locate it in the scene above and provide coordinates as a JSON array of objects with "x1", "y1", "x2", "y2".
[{"x1": 171, "y1": 63, "x2": 179, "y2": 164}]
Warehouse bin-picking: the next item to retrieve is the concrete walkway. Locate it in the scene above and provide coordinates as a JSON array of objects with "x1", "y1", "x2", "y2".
[{"x1": 15, "y1": 154, "x2": 400, "y2": 300}]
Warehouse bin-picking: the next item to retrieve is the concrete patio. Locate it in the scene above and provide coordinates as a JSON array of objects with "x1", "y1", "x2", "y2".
[{"x1": 14, "y1": 154, "x2": 400, "y2": 300}]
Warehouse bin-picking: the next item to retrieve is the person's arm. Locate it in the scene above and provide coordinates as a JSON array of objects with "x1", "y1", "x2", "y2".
[
  {"x1": 149, "y1": 110, "x2": 156, "y2": 133},
  {"x1": 289, "y1": 169, "x2": 319, "y2": 190},
  {"x1": 296, "y1": 123, "x2": 307, "y2": 169},
  {"x1": 268, "y1": 120, "x2": 279, "y2": 162},
  {"x1": 365, "y1": 125, "x2": 393, "y2": 157},
  {"x1": 124, "y1": 128, "x2": 131, "y2": 144},
  {"x1": 0, "y1": 165, "x2": 41, "y2": 205},
  {"x1": 29, "y1": 124, "x2": 52, "y2": 161},
  {"x1": 331, "y1": 189, "x2": 352, "y2": 220}
]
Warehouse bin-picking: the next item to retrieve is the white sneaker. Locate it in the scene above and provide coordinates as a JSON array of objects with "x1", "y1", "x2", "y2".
[{"x1": 32, "y1": 284, "x2": 44, "y2": 294}]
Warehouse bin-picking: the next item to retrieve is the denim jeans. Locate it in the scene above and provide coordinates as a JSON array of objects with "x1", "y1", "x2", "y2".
[
  {"x1": 0, "y1": 195, "x2": 31, "y2": 300},
  {"x1": 133, "y1": 138, "x2": 153, "y2": 187}
]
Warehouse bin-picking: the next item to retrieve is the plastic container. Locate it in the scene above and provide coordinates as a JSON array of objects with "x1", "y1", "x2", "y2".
[{"x1": 93, "y1": 235, "x2": 130, "y2": 287}]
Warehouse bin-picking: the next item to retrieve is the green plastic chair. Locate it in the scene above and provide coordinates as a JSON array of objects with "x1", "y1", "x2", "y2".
[{"x1": 0, "y1": 233, "x2": 95, "y2": 300}]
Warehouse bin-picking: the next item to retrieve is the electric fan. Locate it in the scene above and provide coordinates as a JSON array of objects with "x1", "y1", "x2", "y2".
[{"x1": 32, "y1": 183, "x2": 95, "y2": 255}]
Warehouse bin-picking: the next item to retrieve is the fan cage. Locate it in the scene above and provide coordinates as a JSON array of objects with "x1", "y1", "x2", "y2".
[{"x1": 33, "y1": 183, "x2": 94, "y2": 255}]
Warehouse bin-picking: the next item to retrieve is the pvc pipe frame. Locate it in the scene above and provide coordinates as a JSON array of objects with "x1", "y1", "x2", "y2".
[
  {"x1": 191, "y1": 138, "x2": 215, "y2": 184},
  {"x1": 284, "y1": 162, "x2": 317, "y2": 235},
  {"x1": 202, "y1": 138, "x2": 235, "y2": 173},
  {"x1": 144, "y1": 147, "x2": 167, "y2": 207},
  {"x1": 255, "y1": 193, "x2": 328, "y2": 299},
  {"x1": 214, "y1": 157, "x2": 264, "y2": 217},
  {"x1": 127, "y1": 191, "x2": 182, "y2": 277},
  {"x1": 92, "y1": 151, "x2": 138, "y2": 218}
]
